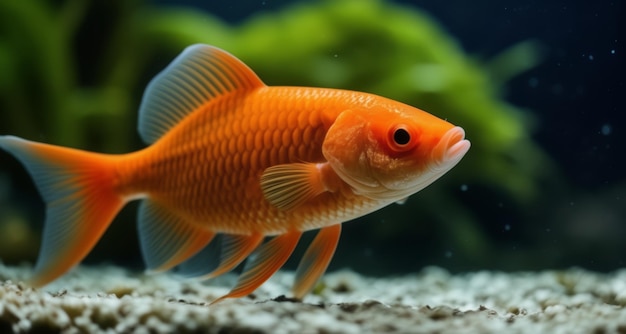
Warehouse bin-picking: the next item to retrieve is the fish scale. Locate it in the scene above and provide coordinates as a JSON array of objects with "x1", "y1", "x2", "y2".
[
  {"x1": 0, "y1": 44, "x2": 469, "y2": 301},
  {"x1": 133, "y1": 90, "x2": 346, "y2": 233}
]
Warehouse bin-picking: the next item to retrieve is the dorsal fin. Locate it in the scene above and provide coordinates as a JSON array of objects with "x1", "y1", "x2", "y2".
[{"x1": 138, "y1": 44, "x2": 265, "y2": 143}]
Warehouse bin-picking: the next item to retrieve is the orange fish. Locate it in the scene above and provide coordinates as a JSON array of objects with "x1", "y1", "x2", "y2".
[{"x1": 0, "y1": 44, "x2": 470, "y2": 303}]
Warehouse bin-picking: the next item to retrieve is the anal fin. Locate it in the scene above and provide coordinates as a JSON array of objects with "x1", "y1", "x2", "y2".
[
  {"x1": 138, "y1": 200, "x2": 215, "y2": 273},
  {"x1": 180, "y1": 233, "x2": 263, "y2": 280}
]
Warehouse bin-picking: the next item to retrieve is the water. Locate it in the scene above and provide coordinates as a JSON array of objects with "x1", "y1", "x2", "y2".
[{"x1": 0, "y1": 0, "x2": 623, "y2": 279}]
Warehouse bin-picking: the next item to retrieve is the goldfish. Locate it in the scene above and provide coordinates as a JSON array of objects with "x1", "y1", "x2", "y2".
[{"x1": 0, "y1": 44, "x2": 470, "y2": 303}]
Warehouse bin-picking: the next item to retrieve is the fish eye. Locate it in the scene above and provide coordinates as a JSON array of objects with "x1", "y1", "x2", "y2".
[
  {"x1": 393, "y1": 128, "x2": 411, "y2": 146},
  {"x1": 387, "y1": 124, "x2": 417, "y2": 152}
]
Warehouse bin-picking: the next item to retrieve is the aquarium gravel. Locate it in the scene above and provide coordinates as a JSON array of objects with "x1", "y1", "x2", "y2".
[{"x1": 1, "y1": 263, "x2": 625, "y2": 333}]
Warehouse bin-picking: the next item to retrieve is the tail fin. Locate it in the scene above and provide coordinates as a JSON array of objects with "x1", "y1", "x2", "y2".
[{"x1": 0, "y1": 136, "x2": 126, "y2": 287}]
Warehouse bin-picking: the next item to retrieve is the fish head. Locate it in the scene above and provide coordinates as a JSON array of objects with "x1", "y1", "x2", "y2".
[{"x1": 322, "y1": 102, "x2": 470, "y2": 202}]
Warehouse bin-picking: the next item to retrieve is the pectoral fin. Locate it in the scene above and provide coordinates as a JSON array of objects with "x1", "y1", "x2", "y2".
[{"x1": 260, "y1": 163, "x2": 328, "y2": 211}]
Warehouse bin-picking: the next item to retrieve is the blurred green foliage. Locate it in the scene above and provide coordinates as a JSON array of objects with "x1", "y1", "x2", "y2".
[{"x1": 0, "y1": 0, "x2": 555, "y2": 268}]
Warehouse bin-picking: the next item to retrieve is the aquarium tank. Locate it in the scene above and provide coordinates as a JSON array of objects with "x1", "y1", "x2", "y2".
[{"x1": 0, "y1": 0, "x2": 623, "y2": 282}]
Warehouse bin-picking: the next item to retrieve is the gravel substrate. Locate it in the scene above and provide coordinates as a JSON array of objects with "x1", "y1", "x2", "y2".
[{"x1": 1, "y1": 262, "x2": 625, "y2": 333}]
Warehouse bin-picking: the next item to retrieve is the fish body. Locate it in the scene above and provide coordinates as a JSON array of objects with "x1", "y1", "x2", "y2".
[
  {"x1": 122, "y1": 87, "x2": 372, "y2": 235},
  {"x1": 0, "y1": 45, "x2": 470, "y2": 302}
]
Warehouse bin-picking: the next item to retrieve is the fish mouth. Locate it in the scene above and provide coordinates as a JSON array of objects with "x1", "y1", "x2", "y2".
[
  {"x1": 434, "y1": 126, "x2": 471, "y2": 169},
  {"x1": 330, "y1": 126, "x2": 470, "y2": 203}
]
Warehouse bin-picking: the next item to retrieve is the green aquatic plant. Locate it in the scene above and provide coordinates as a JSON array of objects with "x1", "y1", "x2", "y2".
[
  {"x1": 0, "y1": 0, "x2": 553, "y2": 267},
  {"x1": 0, "y1": 1, "x2": 143, "y2": 152}
]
